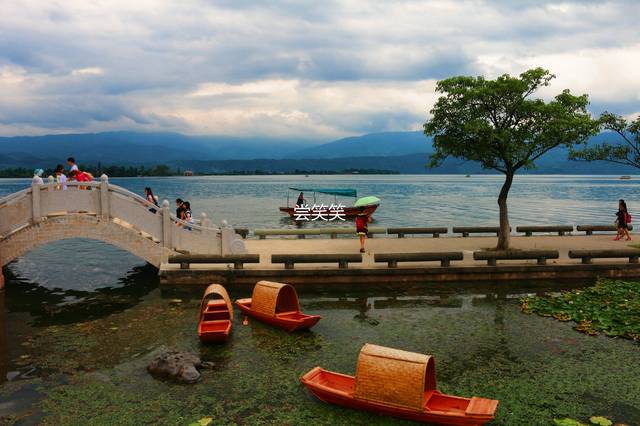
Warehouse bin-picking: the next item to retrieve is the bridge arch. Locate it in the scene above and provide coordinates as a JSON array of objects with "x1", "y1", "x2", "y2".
[{"x1": 1, "y1": 214, "x2": 168, "y2": 268}]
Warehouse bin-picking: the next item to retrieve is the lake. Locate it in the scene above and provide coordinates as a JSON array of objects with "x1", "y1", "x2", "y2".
[{"x1": 1, "y1": 175, "x2": 639, "y2": 425}]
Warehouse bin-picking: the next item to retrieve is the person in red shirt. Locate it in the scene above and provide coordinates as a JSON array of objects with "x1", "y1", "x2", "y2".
[{"x1": 355, "y1": 207, "x2": 371, "y2": 253}]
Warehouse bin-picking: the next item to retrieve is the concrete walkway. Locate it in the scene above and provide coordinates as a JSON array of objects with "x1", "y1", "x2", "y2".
[{"x1": 162, "y1": 234, "x2": 637, "y2": 270}]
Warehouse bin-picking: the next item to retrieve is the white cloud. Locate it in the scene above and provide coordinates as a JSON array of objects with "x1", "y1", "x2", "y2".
[{"x1": 0, "y1": 0, "x2": 638, "y2": 138}]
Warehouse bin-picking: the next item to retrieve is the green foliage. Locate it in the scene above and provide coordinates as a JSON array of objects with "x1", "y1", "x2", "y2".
[
  {"x1": 424, "y1": 67, "x2": 599, "y2": 174},
  {"x1": 589, "y1": 416, "x2": 613, "y2": 426},
  {"x1": 520, "y1": 279, "x2": 640, "y2": 340},
  {"x1": 554, "y1": 419, "x2": 587, "y2": 426},
  {"x1": 569, "y1": 112, "x2": 640, "y2": 168}
]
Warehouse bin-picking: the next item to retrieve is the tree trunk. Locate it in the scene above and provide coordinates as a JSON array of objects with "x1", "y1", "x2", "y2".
[{"x1": 497, "y1": 172, "x2": 514, "y2": 250}]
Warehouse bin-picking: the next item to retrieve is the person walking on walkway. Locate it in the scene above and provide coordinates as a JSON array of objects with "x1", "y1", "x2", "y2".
[
  {"x1": 615, "y1": 199, "x2": 632, "y2": 241},
  {"x1": 355, "y1": 207, "x2": 371, "y2": 253}
]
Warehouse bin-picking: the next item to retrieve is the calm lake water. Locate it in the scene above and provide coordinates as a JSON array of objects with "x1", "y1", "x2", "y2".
[{"x1": 1, "y1": 175, "x2": 639, "y2": 425}]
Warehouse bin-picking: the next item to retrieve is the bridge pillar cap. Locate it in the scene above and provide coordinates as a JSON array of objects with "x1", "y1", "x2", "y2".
[
  {"x1": 48, "y1": 175, "x2": 54, "y2": 182},
  {"x1": 162, "y1": 200, "x2": 170, "y2": 208},
  {"x1": 221, "y1": 219, "x2": 229, "y2": 227},
  {"x1": 100, "y1": 174, "x2": 108, "y2": 182},
  {"x1": 201, "y1": 212, "x2": 207, "y2": 218}
]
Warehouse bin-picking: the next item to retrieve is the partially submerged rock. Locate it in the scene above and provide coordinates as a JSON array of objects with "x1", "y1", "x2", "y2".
[{"x1": 146, "y1": 349, "x2": 213, "y2": 384}]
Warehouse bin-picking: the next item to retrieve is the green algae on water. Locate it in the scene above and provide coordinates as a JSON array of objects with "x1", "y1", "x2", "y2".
[{"x1": 520, "y1": 279, "x2": 640, "y2": 340}]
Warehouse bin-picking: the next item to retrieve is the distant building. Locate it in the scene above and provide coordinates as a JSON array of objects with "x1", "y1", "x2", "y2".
[{"x1": 183, "y1": 170, "x2": 194, "y2": 176}]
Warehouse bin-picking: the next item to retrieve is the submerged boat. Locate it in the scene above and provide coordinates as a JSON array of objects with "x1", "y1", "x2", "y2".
[
  {"x1": 198, "y1": 284, "x2": 233, "y2": 343},
  {"x1": 301, "y1": 344, "x2": 498, "y2": 425},
  {"x1": 235, "y1": 281, "x2": 321, "y2": 332},
  {"x1": 279, "y1": 187, "x2": 379, "y2": 219}
]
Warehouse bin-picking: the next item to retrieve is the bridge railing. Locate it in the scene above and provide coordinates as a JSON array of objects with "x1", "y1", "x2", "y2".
[{"x1": 0, "y1": 175, "x2": 246, "y2": 257}]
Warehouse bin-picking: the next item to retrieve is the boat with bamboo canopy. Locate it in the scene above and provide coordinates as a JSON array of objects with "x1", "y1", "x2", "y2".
[
  {"x1": 301, "y1": 344, "x2": 498, "y2": 425},
  {"x1": 197, "y1": 284, "x2": 234, "y2": 343},
  {"x1": 236, "y1": 281, "x2": 321, "y2": 332}
]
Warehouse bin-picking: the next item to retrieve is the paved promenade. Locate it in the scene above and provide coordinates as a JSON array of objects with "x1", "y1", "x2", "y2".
[{"x1": 163, "y1": 234, "x2": 636, "y2": 270}]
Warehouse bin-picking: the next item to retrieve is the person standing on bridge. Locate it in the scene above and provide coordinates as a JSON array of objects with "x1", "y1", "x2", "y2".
[
  {"x1": 144, "y1": 187, "x2": 159, "y2": 213},
  {"x1": 176, "y1": 198, "x2": 186, "y2": 225},
  {"x1": 54, "y1": 164, "x2": 68, "y2": 190},
  {"x1": 32, "y1": 169, "x2": 44, "y2": 185},
  {"x1": 67, "y1": 157, "x2": 79, "y2": 173}
]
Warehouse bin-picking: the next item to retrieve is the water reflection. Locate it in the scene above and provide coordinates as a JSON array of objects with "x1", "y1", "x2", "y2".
[{"x1": 4, "y1": 264, "x2": 158, "y2": 326}]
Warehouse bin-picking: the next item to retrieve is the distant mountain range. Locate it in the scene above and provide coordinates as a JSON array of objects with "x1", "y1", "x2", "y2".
[{"x1": 0, "y1": 130, "x2": 636, "y2": 174}]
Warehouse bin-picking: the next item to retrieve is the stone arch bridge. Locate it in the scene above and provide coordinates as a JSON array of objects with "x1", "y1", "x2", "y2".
[{"x1": 0, "y1": 176, "x2": 246, "y2": 288}]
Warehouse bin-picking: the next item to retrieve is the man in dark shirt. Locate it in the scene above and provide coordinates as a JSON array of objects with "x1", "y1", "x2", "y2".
[{"x1": 176, "y1": 198, "x2": 185, "y2": 220}]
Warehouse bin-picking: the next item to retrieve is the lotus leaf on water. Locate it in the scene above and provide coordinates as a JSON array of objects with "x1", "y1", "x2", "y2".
[{"x1": 520, "y1": 279, "x2": 640, "y2": 341}]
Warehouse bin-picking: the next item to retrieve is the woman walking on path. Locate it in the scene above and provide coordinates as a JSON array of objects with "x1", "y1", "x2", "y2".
[
  {"x1": 615, "y1": 199, "x2": 632, "y2": 241},
  {"x1": 355, "y1": 207, "x2": 371, "y2": 253}
]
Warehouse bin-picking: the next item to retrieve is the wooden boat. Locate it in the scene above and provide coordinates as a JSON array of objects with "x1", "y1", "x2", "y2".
[
  {"x1": 198, "y1": 284, "x2": 233, "y2": 343},
  {"x1": 235, "y1": 281, "x2": 321, "y2": 332},
  {"x1": 301, "y1": 344, "x2": 498, "y2": 425},
  {"x1": 280, "y1": 187, "x2": 379, "y2": 219}
]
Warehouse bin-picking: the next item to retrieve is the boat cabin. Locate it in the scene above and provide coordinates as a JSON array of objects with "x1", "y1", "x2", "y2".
[
  {"x1": 354, "y1": 344, "x2": 436, "y2": 410},
  {"x1": 250, "y1": 281, "x2": 301, "y2": 316}
]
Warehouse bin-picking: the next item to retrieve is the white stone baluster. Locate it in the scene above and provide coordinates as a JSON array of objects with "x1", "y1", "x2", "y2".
[
  {"x1": 161, "y1": 200, "x2": 172, "y2": 249},
  {"x1": 31, "y1": 182, "x2": 41, "y2": 224},
  {"x1": 99, "y1": 174, "x2": 110, "y2": 220},
  {"x1": 200, "y1": 212, "x2": 213, "y2": 228},
  {"x1": 47, "y1": 175, "x2": 54, "y2": 192}
]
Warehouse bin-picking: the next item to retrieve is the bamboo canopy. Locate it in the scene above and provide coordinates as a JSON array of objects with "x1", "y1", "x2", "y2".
[
  {"x1": 354, "y1": 344, "x2": 436, "y2": 411},
  {"x1": 200, "y1": 283, "x2": 233, "y2": 320},
  {"x1": 251, "y1": 281, "x2": 300, "y2": 316}
]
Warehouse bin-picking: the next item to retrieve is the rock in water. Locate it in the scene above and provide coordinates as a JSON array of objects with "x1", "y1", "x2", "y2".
[{"x1": 146, "y1": 349, "x2": 213, "y2": 384}]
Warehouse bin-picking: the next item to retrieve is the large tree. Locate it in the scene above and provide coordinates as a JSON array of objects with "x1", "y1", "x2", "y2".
[
  {"x1": 569, "y1": 112, "x2": 640, "y2": 167},
  {"x1": 424, "y1": 68, "x2": 599, "y2": 249}
]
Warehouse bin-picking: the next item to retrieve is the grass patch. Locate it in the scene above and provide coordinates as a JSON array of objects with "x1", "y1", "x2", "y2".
[{"x1": 520, "y1": 279, "x2": 640, "y2": 341}]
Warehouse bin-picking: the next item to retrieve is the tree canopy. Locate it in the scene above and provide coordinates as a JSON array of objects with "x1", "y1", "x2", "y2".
[
  {"x1": 569, "y1": 112, "x2": 640, "y2": 168},
  {"x1": 424, "y1": 67, "x2": 599, "y2": 248}
]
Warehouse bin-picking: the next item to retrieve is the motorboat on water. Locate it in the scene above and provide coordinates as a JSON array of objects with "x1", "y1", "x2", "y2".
[{"x1": 279, "y1": 187, "x2": 379, "y2": 219}]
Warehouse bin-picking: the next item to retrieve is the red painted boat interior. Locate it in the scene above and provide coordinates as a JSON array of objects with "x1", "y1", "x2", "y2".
[
  {"x1": 276, "y1": 311, "x2": 311, "y2": 321},
  {"x1": 203, "y1": 300, "x2": 231, "y2": 321}
]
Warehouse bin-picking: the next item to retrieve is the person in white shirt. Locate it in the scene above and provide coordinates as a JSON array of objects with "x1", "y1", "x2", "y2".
[
  {"x1": 54, "y1": 164, "x2": 68, "y2": 190},
  {"x1": 67, "y1": 157, "x2": 79, "y2": 173},
  {"x1": 32, "y1": 169, "x2": 44, "y2": 185}
]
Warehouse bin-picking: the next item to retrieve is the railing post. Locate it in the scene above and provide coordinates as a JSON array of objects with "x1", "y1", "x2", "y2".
[
  {"x1": 161, "y1": 200, "x2": 172, "y2": 249},
  {"x1": 47, "y1": 175, "x2": 54, "y2": 192},
  {"x1": 31, "y1": 182, "x2": 41, "y2": 224},
  {"x1": 99, "y1": 174, "x2": 110, "y2": 220}
]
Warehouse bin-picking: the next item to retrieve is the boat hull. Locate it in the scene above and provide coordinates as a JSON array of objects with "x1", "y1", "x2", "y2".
[
  {"x1": 198, "y1": 320, "x2": 231, "y2": 343},
  {"x1": 236, "y1": 299, "x2": 321, "y2": 332},
  {"x1": 279, "y1": 204, "x2": 378, "y2": 219},
  {"x1": 301, "y1": 368, "x2": 497, "y2": 426}
]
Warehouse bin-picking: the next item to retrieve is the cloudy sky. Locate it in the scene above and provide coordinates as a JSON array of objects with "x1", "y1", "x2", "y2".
[{"x1": 0, "y1": 0, "x2": 639, "y2": 140}]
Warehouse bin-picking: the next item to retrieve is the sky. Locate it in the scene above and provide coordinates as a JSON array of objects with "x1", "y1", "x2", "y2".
[{"x1": 0, "y1": 0, "x2": 639, "y2": 140}]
